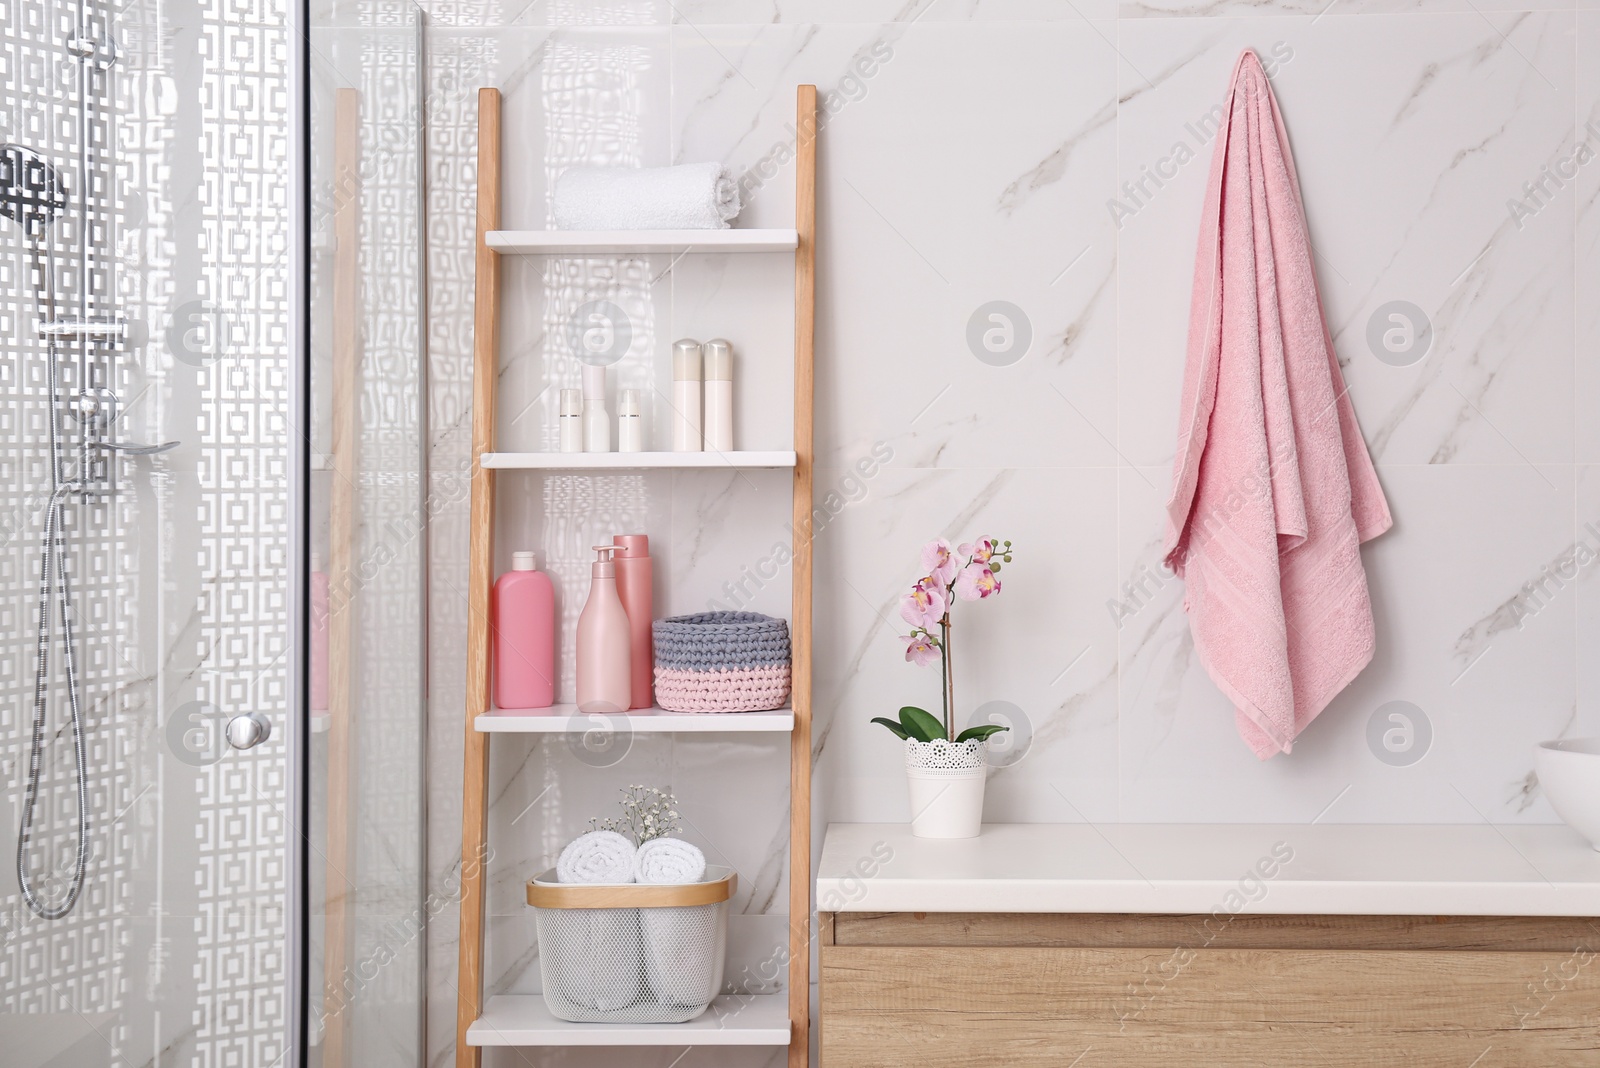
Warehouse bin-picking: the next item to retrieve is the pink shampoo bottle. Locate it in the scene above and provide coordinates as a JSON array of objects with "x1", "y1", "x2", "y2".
[
  {"x1": 493, "y1": 551, "x2": 556, "y2": 709},
  {"x1": 612, "y1": 534, "x2": 653, "y2": 709}
]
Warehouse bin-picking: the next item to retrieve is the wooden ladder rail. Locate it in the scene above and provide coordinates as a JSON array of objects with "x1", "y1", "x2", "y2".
[
  {"x1": 789, "y1": 83, "x2": 818, "y2": 1068},
  {"x1": 321, "y1": 85, "x2": 361, "y2": 1068},
  {"x1": 454, "y1": 86, "x2": 500, "y2": 1068}
]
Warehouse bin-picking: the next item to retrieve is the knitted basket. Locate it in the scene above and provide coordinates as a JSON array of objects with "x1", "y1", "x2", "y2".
[{"x1": 653, "y1": 612, "x2": 791, "y2": 713}]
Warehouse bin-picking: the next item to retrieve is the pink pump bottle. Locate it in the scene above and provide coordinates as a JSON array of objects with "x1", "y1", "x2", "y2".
[
  {"x1": 612, "y1": 534, "x2": 653, "y2": 709},
  {"x1": 576, "y1": 545, "x2": 632, "y2": 713},
  {"x1": 493, "y1": 551, "x2": 556, "y2": 709}
]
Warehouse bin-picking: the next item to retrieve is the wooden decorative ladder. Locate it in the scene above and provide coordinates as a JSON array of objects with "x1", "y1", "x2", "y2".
[{"x1": 453, "y1": 84, "x2": 817, "y2": 1068}]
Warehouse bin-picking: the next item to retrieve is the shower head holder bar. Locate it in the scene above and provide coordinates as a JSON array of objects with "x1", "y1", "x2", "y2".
[{"x1": 40, "y1": 316, "x2": 125, "y2": 340}]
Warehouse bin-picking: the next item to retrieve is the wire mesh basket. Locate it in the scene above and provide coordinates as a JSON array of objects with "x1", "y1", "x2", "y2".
[{"x1": 526, "y1": 866, "x2": 736, "y2": 1024}]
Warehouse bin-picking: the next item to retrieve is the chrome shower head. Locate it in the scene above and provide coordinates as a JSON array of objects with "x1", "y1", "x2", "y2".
[{"x1": 0, "y1": 144, "x2": 65, "y2": 237}]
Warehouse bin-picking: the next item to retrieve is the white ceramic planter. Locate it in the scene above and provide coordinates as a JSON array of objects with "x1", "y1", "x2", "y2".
[
  {"x1": 1534, "y1": 738, "x2": 1600, "y2": 851},
  {"x1": 904, "y1": 738, "x2": 987, "y2": 839}
]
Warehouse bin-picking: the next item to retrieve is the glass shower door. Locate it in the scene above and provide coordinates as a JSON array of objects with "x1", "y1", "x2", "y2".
[
  {"x1": 1, "y1": 0, "x2": 428, "y2": 1064},
  {"x1": 306, "y1": 3, "x2": 428, "y2": 1066},
  {"x1": 0, "y1": 0, "x2": 308, "y2": 1064}
]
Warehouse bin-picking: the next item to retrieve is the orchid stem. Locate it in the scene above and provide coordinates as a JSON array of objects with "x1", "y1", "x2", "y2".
[{"x1": 940, "y1": 614, "x2": 953, "y2": 739}]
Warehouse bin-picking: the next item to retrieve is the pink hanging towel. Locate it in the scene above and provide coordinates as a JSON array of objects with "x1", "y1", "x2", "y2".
[{"x1": 1162, "y1": 50, "x2": 1393, "y2": 759}]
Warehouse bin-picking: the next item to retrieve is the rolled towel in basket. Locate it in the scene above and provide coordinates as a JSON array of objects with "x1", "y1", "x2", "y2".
[
  {"x1": 552, "y1": 830, "x2": 644, "y2": 1012},
  {"x1": 556, "y1": 829, "x2": 636, "y2": 884},
  {"x1": 633, "y1": 837, "x2": 707, "y2": 885},
  {"x1": 636, "y1": 838, "x2": 723, "y2": 1007},
  {"x1": 553, "y1": 163, "x2": 741, "y2": 231}
]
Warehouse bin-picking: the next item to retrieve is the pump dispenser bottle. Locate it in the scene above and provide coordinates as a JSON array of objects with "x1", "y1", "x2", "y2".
[
  {"x1": 612, "y1": 535, "x2": 653, "y2": 709},
  {"x1": 576, "y1": 545, "x2": 632, "y2": 713}
]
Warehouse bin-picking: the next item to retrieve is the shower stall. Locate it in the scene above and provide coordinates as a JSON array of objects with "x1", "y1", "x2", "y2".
[{"x1": 0, "y1": 0, "x2": 427, "y2": 1064}]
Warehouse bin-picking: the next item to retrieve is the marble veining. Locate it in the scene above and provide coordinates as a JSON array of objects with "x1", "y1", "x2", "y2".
[
  {"x1": 422, "y1": 10, "x2": 1596, "y2": 1066},
  {"x1": 997, "y1": 99, "x2": 1117, "y2": 215}
]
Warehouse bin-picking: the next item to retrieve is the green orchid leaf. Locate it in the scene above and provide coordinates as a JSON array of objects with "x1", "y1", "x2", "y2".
[
  {"x1": 899, "y1": 705, "x2": 947, "y2": 742},
  {"x1": 871, "y1": 716, "x2": 910, "y2": 740},
  {"x1": 955, "y1": 724, "x2": 1010, "y2": 743}
]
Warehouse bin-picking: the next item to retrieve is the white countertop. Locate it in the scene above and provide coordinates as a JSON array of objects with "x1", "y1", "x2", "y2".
[{"x1": 816, "y1": 823, "x2": 1600, "y2": 917}]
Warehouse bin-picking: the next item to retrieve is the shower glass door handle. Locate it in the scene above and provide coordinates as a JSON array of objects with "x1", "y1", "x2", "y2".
[{"x1": 225, "y1": 711, "x2": 272, "y2": 750}]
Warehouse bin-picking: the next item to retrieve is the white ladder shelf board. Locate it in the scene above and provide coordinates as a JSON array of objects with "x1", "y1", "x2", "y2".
[
  {"x1": 465, "y1": 994, "x2": 792, "y2": 1047},
  {"x1": 480, "y1": 450, "x2": 796, "y2": 471},
  {"x1": 476, "y1": 705, "x2": 795, "y2": 733},
  {"x1": 486, "y1": 229, "x2": 798, "y2": 255}
]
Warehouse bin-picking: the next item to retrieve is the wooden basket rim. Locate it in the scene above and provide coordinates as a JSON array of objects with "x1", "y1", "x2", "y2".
[{"x1": 526, "y1": 865, "x2": 737, "y2": 909}]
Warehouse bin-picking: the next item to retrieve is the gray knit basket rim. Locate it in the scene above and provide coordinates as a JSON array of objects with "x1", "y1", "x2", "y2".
[{"x1": 655, "y1": 611, "x2": 786, "y2": 629}]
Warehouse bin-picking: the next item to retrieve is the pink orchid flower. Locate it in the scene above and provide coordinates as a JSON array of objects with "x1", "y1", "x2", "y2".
[
  {"x1": 955, "y1": 562, "x2": 1001, "y2": 601},
  {"x1": 900, "y1": 578, "x2": 946, "y2": 629},
  {"x1": 921, "y1": 538, "x2": 959, "y2": 585},
  {"x1": 901, "y1": 633, "x2": 941, "y2": 666},
  {"x1": 958, "y1": 536, "x2": 997, "y2": 564}
]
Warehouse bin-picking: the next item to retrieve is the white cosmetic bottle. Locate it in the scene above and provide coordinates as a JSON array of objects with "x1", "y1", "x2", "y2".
[
  {"x1": 617, "y1": 388, "x2": 644, "y2": 452},
  {"x1": 702, "y1": 338, "x2": 733, "y2": 452},
  {"x1": 582, "y1": 364, "x2": 610, "y2": 452},
  {"x1": 559, "y1": 388, "x2": 583, "y2": 452},
  {"x1": 671, "y1": 339, "x2": 702, "y2": 452}
]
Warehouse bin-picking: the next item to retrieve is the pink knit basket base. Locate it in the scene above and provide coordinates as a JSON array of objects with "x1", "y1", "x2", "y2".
[{"x1": 653, "y1": 663, "x2": 791, "y2": 713}]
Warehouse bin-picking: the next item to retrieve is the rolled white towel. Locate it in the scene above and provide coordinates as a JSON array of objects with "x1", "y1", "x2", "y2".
[
  {"x1": 635, "y1": 839, "x2": 718, "y2": 1009},
  {"x1": 553, "y1": 163, "x2": 741, "y2": 231},
  {"x1": 557, "y1": 830, "x2": 636, "y2": 884},
  {"x1": 550, "y1": 832, "x2": 644, "y2": 1015},
  {"x1": 633, "y1": 837, "x2": 707, "y2": 885}
]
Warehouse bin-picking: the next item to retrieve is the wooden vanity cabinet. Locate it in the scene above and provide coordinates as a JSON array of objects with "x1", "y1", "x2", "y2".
[{"x1": 818, "y1": 911, "x2": 1600, "y2": 1067}]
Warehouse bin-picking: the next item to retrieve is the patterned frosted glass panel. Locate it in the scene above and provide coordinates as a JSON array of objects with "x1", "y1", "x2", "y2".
[
  {"x1": 308, "y1": 2, "x2": 427, "y2": 1065},
  {"x1": 0, "y1": 0, "x2": 298, "y2": 1062}
]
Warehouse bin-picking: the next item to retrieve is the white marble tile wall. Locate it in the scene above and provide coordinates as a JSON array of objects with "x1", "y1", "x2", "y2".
[{"x1": 421, "y1": 6, "x2": 1594, "y2": 1065}]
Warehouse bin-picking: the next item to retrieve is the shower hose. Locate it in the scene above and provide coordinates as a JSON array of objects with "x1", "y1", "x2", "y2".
[
  {"x1": 15, "y1": 235, "x2": 89, "y2": 920},
  {"x1": 11, "y1": 0, "x2": 102, "y2": 926}
]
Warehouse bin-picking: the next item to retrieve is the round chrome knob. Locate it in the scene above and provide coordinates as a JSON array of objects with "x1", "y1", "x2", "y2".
[{"x1": 225, "y1": 711, "x2": 272, "y2": 750}]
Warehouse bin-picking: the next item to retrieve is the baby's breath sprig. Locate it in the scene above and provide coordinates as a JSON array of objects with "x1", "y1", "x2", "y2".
[{"x1": 588, "y1": 784, "x2": 682, "y2": 845}]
